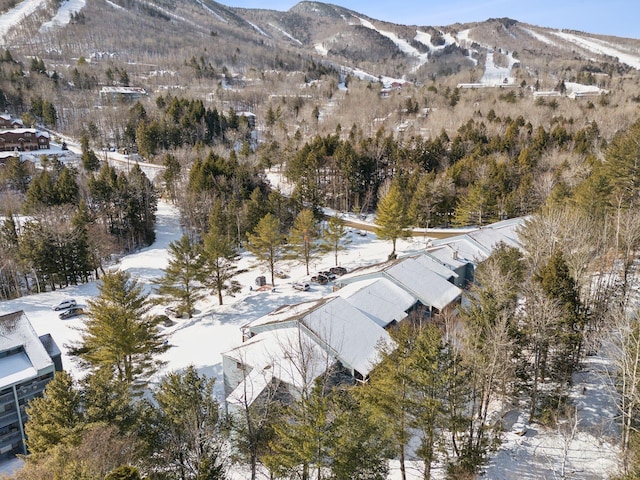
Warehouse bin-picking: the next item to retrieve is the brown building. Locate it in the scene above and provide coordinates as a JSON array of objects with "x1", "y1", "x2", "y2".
[
  {"x1": 0, "y1": 129, "x2": 50, "y2": 152},
  {"x1": 0, "y1": 113, "x2": 23, "y2": 129}
]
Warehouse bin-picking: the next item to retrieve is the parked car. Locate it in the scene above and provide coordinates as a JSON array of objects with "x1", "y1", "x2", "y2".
[
  {"x1": 319, "y1": 270, "x2": 337, "y2": 280},
  {"x1": 275, "y1": 269, "x2": 289, "y2": 279},
  {"x1": 329, "y1": 266, "x2": 347, "y2": 276},
  {"x1": 293, "y1": 282, "x2": 310, "y2": 291},
  {"x1": 58, "y1": 307, "x2": 84, "y2": 319},
  {"x1": 310, "y1": 274, "x2": 329, "y2": 285},
  {"x1": 53, "y1": 299, "x2": 77, "y2": 311}
]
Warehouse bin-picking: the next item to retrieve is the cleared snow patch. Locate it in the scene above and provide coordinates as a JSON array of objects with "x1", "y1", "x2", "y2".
[
  {"x1": 0, "y1": 0, "x2": 46, "y2": 44},
  {"x1": 521, "y1": 27, "x2": 557, "y2": 46},
  {"x1": 39, "y1": 0, "x2": 86, "y2": 32},
  {"x1": 551, "y1": 30, "x2": 640, "y2": 70},
  {"x1": 358, "y1": 17, "x2": 429, "y2": 72},
  {"x1": 315, "y1": 42, "x2": 328, "y2": 56},
  {"x1": 195, "y1": 0, "x2": 228, "y2": 23}
]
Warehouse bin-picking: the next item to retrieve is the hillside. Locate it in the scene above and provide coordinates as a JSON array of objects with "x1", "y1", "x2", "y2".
[{"x1": 0, "y1": 0, "x2": 639, "y2": 145}]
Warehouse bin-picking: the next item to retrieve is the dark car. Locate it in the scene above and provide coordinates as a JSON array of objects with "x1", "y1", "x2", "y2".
[
  {"x1": 310, "y1": 274, "x2": 329, "y2": 285},
  {"x1": 329, "y1": 266, "x2": 347, "y2": 276},
  {"x1": 58, "y1": 307, "x2": 84, "y2": 319}
]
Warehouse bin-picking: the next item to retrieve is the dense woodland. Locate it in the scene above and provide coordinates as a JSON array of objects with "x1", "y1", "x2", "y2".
[{"x1": 2, "y1": 2, "x2": 640, "y2": 477}]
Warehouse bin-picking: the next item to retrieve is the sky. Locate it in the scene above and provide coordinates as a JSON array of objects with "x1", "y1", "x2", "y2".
[{"x1": 220, "y1": 0, "x2": 640, "y2": 39}]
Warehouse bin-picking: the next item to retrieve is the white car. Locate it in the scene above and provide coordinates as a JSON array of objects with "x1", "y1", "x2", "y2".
[{"x1": 53, "y1": 299, "x2": 77, "y2": 311}]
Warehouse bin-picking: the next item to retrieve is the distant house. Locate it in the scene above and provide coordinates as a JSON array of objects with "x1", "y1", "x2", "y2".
[
  {"x1": 99, "y1": 86, "x2": 147, "y2": 103},
  {"x1": 0, "y1": 113, "x2": 23, "y2": 129},
  {"x1": 0, "y1": 128, "x2": 50, "y2": 152},
  {"x1": 0, "y1": 311, "x2": 62, "y2": 459}
]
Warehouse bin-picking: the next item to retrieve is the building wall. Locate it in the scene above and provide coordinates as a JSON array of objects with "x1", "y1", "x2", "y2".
[{"x1": 0, "y1": 370, "x2": 55, "y2": 459}]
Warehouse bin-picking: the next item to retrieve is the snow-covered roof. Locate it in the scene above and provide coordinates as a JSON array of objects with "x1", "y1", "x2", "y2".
[
  {"x1": 0, "y1": 311, "x2": 54, "y2": 389},
  {"x1": 243, "y1": 298, "x2": 327, "y2": 330},
  {"x1": 0, "y1": 128, "x2": 49, "y2": 137},
  {"x1": 384, "y1": 258, "x2": 462, "y2": 311},
  {"x1": 225, "y1": 326, "x2": 328, "y2": 402},
  {"x1": 246, "y1": 296, "x2": 391, "y2": 375},
  {"x1": 300, "y1": 296, "x2": 390, "y2": 376},
  {"x1": 336, "y1": 255, "x2": 462, "y2": 311},
  {"x1": 329, "y1": 277, "x2": 417, "y2": 327},
  {"x1": 428, "y1": 217, "x2": 526, "y2": 265}
]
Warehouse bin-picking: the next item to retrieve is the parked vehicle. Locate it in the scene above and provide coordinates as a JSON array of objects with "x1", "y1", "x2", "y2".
[
  {"x1": 319, "y1": 270, "x2": 337, "y2": 280},
  {"x1": 310, "y1": 274, "x2": 329, "y2": 285},
  {"x1": 275, "y1": 269, "x2": 289, "y2": 279},
  {"x1": 53, "y1": 299, "x2": 77, "y2": 311},
  {"x1": 329, "y1": 266, "x2": 348, "y2": 276},
  {"x1": 293, "y1": 282, "x2": 310, "y2": 291},
  {"x1": 58, "y1": 307, "x2": 84, "y2": 319}
]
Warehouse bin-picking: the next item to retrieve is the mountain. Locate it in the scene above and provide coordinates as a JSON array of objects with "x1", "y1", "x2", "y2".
[
  {"x1": 3, "y1": 0, "x2": 640, "y2": 85},
  {"x1": 1, "y1": 0, "x2": 639, "y2": 146}
]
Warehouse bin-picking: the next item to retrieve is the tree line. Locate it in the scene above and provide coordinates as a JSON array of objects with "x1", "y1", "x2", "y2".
[
  {"x1": 281, "y1": 115, "x2": 601, "y2": 227},
  {"x1": 0, "y1": 156, "x2": 157, "y2": 299}
]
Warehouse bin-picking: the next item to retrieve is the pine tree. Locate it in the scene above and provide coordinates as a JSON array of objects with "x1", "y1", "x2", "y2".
[
  {"x1": 162, "y1": 153, "x2": 181, "y2": 203},
  {"x1": 320, "y1": 214, "x2": 351, "y2": 266},
  {"x1": 148, "y1": 365, "x2": 226, "y2": 480},
  {"x1": 265, "y1": 379, "x2": 332, "y2": 480},
  {"x1": 534, "y1": 249, "x2": 585, "y2": 383},
  {"x1": 203, "y1": 227, "x2": 240, "y2": 305},
  {"x1": 287, "y1": 209, "x2": 320, "y2": 275},
  {"x1": 155, "y1": 234, "x2": 206, "y2": 317},
  {"x1": 74, "y1": 270, "x2": 167, "y2": 387},
  {"x1": 81, "y1": 369, "x2": 135, "y2": 431},
  {"x1": 358, "y1": 323, "x2": 414, "y2": 480},
  {"x1": 246, "y1": 213, "x2": 285, "y2": 286},
  {"x1": 25, "y1": 371, "x2": 83, "y2": 453},
  {"x1": 329, "y1": 388, "x2": 389, "y2": 480},
  {"x1": 104, "y1": 465, "x2": 142, "y2": 480},
  {"x1": 374, "y1": 183, "x2": 411, "y2": 258}
]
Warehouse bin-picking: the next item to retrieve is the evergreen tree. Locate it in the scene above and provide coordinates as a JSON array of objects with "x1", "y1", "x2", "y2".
[
  {"x1": 162, "y1": 153, "x2": 181, "y2": 203},
  {"x1": 147, "y1": 365, "x2": 226, "y2": 480},
  {"x1": 265, "y1": 379, "x2": 332, "y2": 480},
  {"x1": 81, "y1": 369, "x2": 136, "y2": 431},
  {"x1": 287, "y1": 209, "x2": 320, "y2": 275},
  {"x1": 104, "y1": 465, "x2": 142, "y2": 480},
  {"x1": 155, "y1": 234, "x2": 206, "y2": 317},
  {"x1": 81, "y1": 134, "x2": 100, "y2": 172},
  {"x1": 25, "y1": 371, "x2": 83, "y2": 454},
  {"x1": 329, "y1": 388, "x2": 389, "y2": 480},
  {"x1": 374, "y1": 184, "x2": 411, "y2": 258},
  {"x1": 74, "y1": 270, "x2": 168, "y2": 387},
  {"x1": 320, "y1": 214, "x2": 351, "y2": 266},
  {"x1": 534, "y1": 249, "x2": 585, "y2": 383},
  {"x1": 246, "y1": 213, "x2": 285, "y2": 286},
  {"x1": 203, "y1": 227, "x2": 240, "y2": 305}
]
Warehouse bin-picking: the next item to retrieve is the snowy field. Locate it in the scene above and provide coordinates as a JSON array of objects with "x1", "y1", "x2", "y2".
[{"x1": 0, "y1": 201, "x2": 622, "y2": 479}]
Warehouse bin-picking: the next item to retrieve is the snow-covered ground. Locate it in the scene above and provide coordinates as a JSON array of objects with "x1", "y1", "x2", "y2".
[{"x1": 0, "y1": 198, "x2": 622, "y2": 479}]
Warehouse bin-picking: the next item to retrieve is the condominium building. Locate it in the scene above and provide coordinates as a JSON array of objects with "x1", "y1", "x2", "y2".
[{"x1": 0, "y1": 311, "x2": 62, "y2": 460}]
